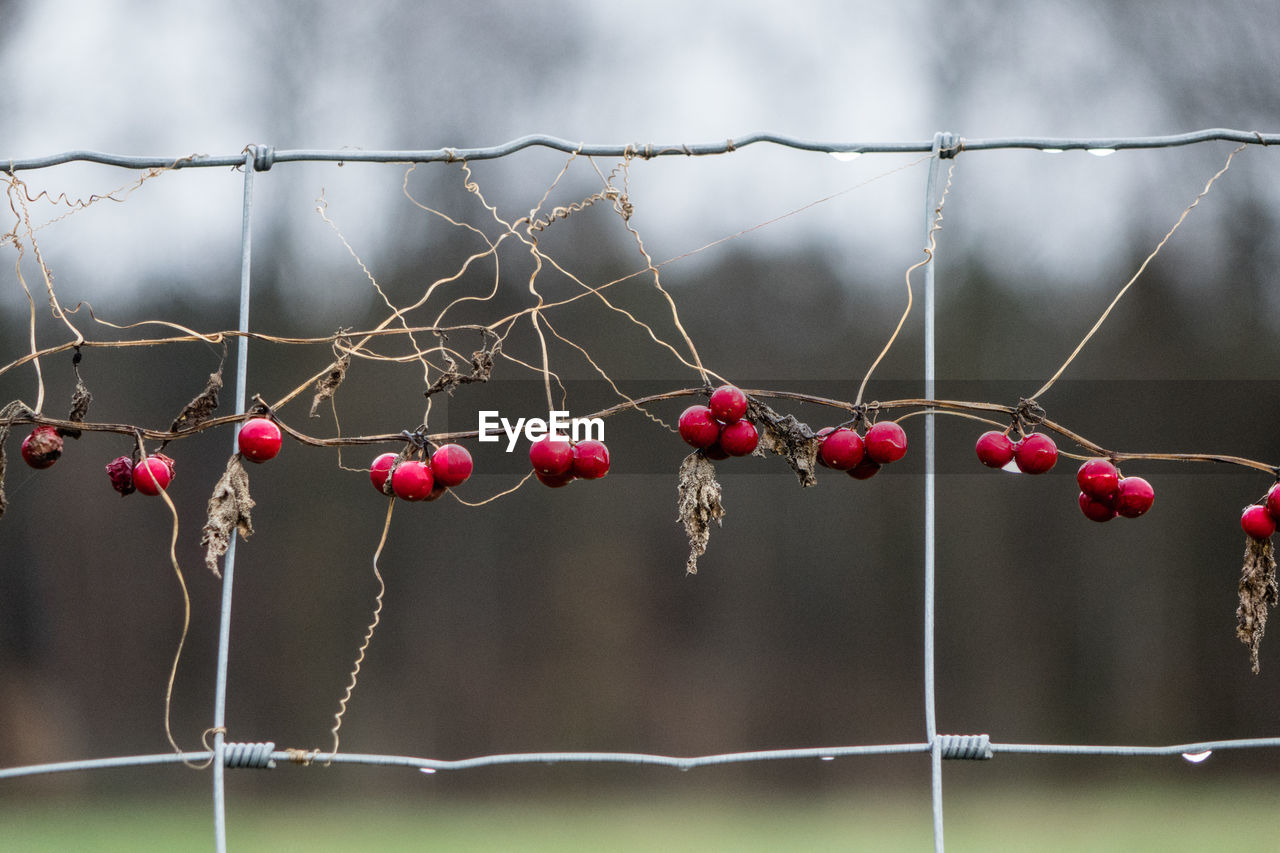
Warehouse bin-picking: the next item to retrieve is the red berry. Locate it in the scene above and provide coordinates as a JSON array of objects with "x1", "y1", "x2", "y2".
[
  {"x1": 431, "y1": 443, "x2": 474, "y2": 488},
  {"x1": 678, "y1": 405, "x2": 721, "y2": 449},
  {"x1": 819, "y1": 428, "x2": 865, "y2": 470},
  {"x1": 237, "y1": 417, "x2": 283, "y2": 463},
  {"x1": 848, "y1": 458, "x2": 881, "y2": 480},
  {"x1": 708, "y1": 385, "x2": 749, "y2": 424},
  {"x1": 1076, "y1": 458, "x2": 1120, "y2": 502},
  {"x1": 391, "y1": 460, "x2": 434, "y2": 501},
  {"x1": 701, "y1": 441, "x2": 730, "y2": 461},
  {"x1": 864, "y1": 422, "x2": 907, "y2": 464},
  {"x1": 1266, "y1": 483, "x2": 1280, "y2": 520},
  {"x1": 21, "y1": 425, "x2": 63, "y2": 469},
  {"x1": 1242, "y1": 505, "x2": 1276, "y2": 540},
  {"x1": 133, "y1": 454, "x2": 175, "y2": 496},
  {"x1": 571, "y1": 440, "x2": 610, "y2": 479},
  {"x1": 975, "y1": 431, "x2": 1015, "y2": 469},
  {"x1": 424, "y1": 481, "x2": 449, "y2": 502},
  {"x1": 814, "y1": 427, "x2": 835, "y2": 468},
  {"x1": 1114, "y1": 477, "x2": 1154, "y2": 518},
  {"x1": 370, "y1": 452, "x2": 397, "y2": 494},
  {"x1": 105, "y1": 455, "x2": 136, "y2": 496},
  {"x1": 535, "y1": 469, "x2": 575, "y2": 488},
  {"x1": 1078, "y1": 492, "x2": 1117, "y2": 522},
  {"x1": 1014, "y1": 434, "x2": 1057, "y2": 474},
  {"x1": 719, "y1": 420, "x2": 759, "y2": 456},
  {"x1": 529, "y1": 436, "x2": 573, "y2": 476}
]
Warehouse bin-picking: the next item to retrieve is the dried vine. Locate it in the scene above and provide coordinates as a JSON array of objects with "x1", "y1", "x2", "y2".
[{"x1": 2, "y1": 137, "x2": 1276, "y2": 775}]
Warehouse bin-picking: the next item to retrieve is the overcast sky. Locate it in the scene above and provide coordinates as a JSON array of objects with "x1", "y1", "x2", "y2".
[{"x1": 2, "y1": 0, "x2": 1277, "y2": 309}]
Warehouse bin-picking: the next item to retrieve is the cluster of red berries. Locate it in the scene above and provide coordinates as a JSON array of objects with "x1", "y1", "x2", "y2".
[
  {"x1": 816, "y1": 421, "x2": 908, "y2": 480},
  {"x1": 678, "y1": 385, "x2": 759, "y2": 458},
  {"x1": 974, "y1": 430, "x2": 1059, "y2": 474},
  {"x1": 370, "y1": 443, "x2": 474, "y2": 501},
  {"x1": 974, "y1": 431, "x2": 1154, "y2": 522},
  {"x1": 529, "y1": 437, "x2": 610, "y2": 487},
  {"x1": 106, "y1": 416, "x2": 283, "y2": 498},
  {"x1": 20, "y1": 422, "x2": 183, "y2": 499},
  {"x1": 105, "y1": 453, "x2": 177, "y2": 496},
  {"x1": 1073, "y1": 458, "x2": 1154, "y2": 522},
  {"x1": 23, "y1": 407, "x2": 1271, "y2": 542},
  {"x1": 1241, "y1": 485, "x2": 1280, "y2": 540}
]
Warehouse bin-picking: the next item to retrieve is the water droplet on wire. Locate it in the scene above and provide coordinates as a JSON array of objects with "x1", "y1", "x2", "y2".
[
  {"x1": 820, "y1": 755, "x2": 836, "y2": 761},
  {"x1": 1181, "y1": 750, "x2": 1212, "y2": 764},
  {"x1": 829, "y1": 151, "x2": 862, "y2": 162},
  {"x1": 419, "y1": 767, "x2": 438, "y2": 774},
  {"x1": 1042, "y1": 148, "x2": 1065, "y2": 154},
  {"x1": 1087, "y1": 148, "x2": 1117, "y2": 157}
]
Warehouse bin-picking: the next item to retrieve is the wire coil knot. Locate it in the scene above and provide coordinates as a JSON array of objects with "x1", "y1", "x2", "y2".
[
  {"x1": 935, "y1": 132, "x2": 962, "y2": 159},
  {"x1": 223, "y1": 741, "x2": 277, "y2": 769},
  {"x1": 937, "y1": 734, "x2": 993, "y2": 760},
  {"x1": 250, "y1": 145, "x2": 275, "y2": 172}
]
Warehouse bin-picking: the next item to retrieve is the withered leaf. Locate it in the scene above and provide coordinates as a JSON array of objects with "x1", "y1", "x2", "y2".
[
  {"x1": 170, "y1": 369, "x2": 223, "y2": 434},
  {"x1": 746, "y1": 397, "x2": 820, "y2": 487},
  {"x1": 310, "y1": 348, "x2": 351, "y2": 418},
  {"x1": 60, "y1": 375, "x2": 92, "y2": 438},
  {"x1": 424, "y1": 332, "x2": 500, "y2": 398},
  {"x1": 676, "y1": 452, "x2": 725, "y2": 575},
  {"x1": 1237, "y1": 535, "x2": 1278, "y2": 674},
  {"x1": 200, "y1": 454, "x2": 255, "y2": 577}
]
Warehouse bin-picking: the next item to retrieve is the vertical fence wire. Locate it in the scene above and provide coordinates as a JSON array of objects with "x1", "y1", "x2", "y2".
[
  {"x1": 211, "y1": 148, "x2": 258, "y2": 853},
  {"x1": 922, "y1": 132, "x2": 950, "y2": 852}
]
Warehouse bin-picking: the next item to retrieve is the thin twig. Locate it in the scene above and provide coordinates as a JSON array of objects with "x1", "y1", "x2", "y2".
[
  {"x1": 5, "y1": 390, "x2": 1272, "y2": 474},
  {"x1": 132, "y1": 436, "x2": 198, "y2": 766},
  {"x1": 328, "y1": 497, "x2": 394, "y2": 761},
  {"x1": 856, "y1": 160, "x2": 956, "y2": 405},
  {"x1": 1029, "y1": 144, "x2": 1246, "y2": 400}
]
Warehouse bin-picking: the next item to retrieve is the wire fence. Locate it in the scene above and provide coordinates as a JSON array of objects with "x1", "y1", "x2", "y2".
[{"x1": 2, "y1": 128, "x2": 1279, "y2": 852}]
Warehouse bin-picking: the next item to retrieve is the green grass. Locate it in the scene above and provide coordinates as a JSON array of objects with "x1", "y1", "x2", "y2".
[{"x1": 1, "y1": 782, "x2": 1275, "y2": 851}]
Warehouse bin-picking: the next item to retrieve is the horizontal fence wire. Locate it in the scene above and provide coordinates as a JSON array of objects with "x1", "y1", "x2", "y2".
[
  {"x1": 3, "y1": 128, "x2": 1280, "y2": 853},
  {"x1": 4, "y1": 127, "x2": 1279, "y2": 172},
  {"x1": 4, "y1": 735, "x2": 1279, "y2": 781}
]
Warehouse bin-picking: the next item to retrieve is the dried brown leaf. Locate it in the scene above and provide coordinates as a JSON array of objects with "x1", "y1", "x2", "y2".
[
  {"x1": 310, "y1": 349, "x2": 351, "y2": 418},
  {"x1": 746, "y1": 397, "x2": 820, "y2": 487},
  {"x1": 170, "y1": 369, "x2": 223, "y2": 434},
  {"x1": 470, "y1": 338, "x2": 497, "y2": 377},
  {"x1": 424, "y1": 332, "x2": 500, "y2": 398},
  {"x1": 676, "y1": 452, "x2": 725, "y2": 575},
  {"x1": 1237, "y1": 535, "x2": 1277, "y2": 673},
  {"x1": 54, "y1": 375, "x2": 93, "y2": 440},
  {"x1": 200, "y1": 454, "x2": 255, "y2": 577}
]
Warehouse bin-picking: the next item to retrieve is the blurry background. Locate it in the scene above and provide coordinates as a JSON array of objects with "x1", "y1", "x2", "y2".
[{"x1": 2, "y1": 1, "x2": 1280, "y2": 849}]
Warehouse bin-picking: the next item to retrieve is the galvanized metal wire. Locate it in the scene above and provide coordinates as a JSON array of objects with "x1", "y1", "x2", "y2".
[
  {"x1": 209, "y1": 147, "x2": 258, "y2": 852},
  {"x1": 4, "y1": 733, "x2": 1277, "y2": 782},
  {"x1": 5, "y1": 128, "x2": 1277, "y2": 173},
  {"x1": 923, "y1": 132, "x2": 950, "y2": 852},
  {"x1": 2, "y1": 129, "x2": 1279, "y2": 853}
]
